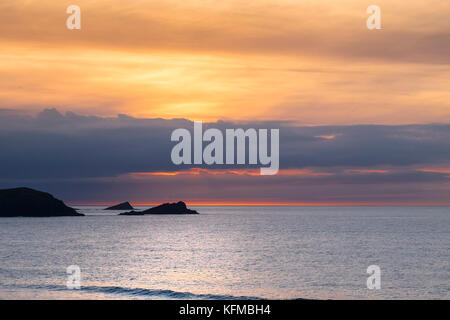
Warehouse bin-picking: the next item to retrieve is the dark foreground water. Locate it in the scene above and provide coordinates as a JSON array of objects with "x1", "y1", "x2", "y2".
[{"x1": 0, "y1": 206, "x2": 449, "y2": 299}]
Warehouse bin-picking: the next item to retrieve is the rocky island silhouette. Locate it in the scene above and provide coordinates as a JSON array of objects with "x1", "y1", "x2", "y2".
[
  {"x1": 119, "y1": 201, "x2": 198, "y2": 215},
  {"x1": 0, "y1": 188, "x2": 198, "y2": 217},
  {"x1": 105, "y1": 201, "x2": 134, "y2": 210},
  {"x1": 0, "y1": 187, "x2": 84, "y2": 217}
]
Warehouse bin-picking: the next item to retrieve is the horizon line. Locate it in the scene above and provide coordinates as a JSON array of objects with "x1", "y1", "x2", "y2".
[{"x1": 68, "y1": 201, "x2": 450, "y2": 207}]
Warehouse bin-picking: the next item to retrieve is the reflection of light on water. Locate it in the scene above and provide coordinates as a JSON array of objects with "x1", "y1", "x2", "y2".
[{"x1": 0, "y1": 206, "x2": 448, "y2": 299}]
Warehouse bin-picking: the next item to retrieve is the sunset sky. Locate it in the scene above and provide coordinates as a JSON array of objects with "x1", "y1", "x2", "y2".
[{"x1": 1, "y1": 1, "x2": 449, "y2": 205}]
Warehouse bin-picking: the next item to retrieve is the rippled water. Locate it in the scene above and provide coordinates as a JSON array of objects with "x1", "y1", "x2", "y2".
[{"x1": 0, "y1": 206, "x2": 449, "y2": 299}]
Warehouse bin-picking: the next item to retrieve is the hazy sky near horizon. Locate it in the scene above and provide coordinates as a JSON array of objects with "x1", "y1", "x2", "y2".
[
  {"x1": 1, "y1": 0, "x2": 449, "y2": 124},
  {"x1": 1, "y1": 1, "x2": 450, "y2": 204}
]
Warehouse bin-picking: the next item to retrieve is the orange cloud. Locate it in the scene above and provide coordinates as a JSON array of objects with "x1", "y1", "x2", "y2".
[
  {"x1": 130, "y1": 168, "x2": 333, "y2": 177},
  {"x1": 0, "y1": 1, "x2": 449, "y2": 124},
  {"x1": 347, "y1": 169, "x2": 390, "y2": 174},
  {"x1": 315, "y1": 135, "x2": 337, "y2": 140},
  {"x1": 418, "y1": 168, "x2": 450, "y2": 174}
]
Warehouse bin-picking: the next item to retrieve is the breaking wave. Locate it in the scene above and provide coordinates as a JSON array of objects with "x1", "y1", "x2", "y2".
[{"x1": 1, "y1": 283, "x2": 264, "y2": 300}]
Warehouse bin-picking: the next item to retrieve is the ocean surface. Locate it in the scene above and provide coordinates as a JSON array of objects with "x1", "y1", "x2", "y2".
[{"x1": 0, "y1": 206, "x2": 448, "y2": 300}]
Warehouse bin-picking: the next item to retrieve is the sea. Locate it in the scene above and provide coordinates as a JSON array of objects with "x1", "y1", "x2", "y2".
[{"x1": 0, "y1": 206, "x2": 448, "y2": 299}]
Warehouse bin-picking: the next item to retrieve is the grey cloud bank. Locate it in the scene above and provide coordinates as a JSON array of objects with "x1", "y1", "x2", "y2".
[{"x1": 0, "y1": 109, "x2": 449, "y2": 204}]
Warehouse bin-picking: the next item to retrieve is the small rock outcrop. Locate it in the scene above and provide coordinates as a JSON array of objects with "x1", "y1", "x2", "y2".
[
  {"x1": 105, "y1": 201, "x2": 134, "y2": 210},
  {"x1": 119, "y1": 201, "x2": 198, "y2": 215},
  {"x1": 0, "y1": 187, "x2": 84, "y2": 217},
  {"x1": 118, "y1": 211, "x2": 144, "y2": 216}
]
